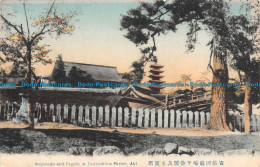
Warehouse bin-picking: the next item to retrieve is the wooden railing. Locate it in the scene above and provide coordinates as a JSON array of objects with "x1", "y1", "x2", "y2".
[{"x1": 0, "y1": 101, "x2": 259, "y2": 132}]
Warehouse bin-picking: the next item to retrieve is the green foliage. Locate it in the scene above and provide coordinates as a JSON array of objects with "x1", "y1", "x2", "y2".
[
  {"x1": 120, "y1": 0, "x2": 236, "y2": 81},
  {"x1": 226, "y1": 3, "x2": 260, "y2": 104},
  {"x1": 120, "y1": 0, "x2": 259, "y2": 82},
  {"x1": 122, "y1": 55, "x2": 149, "y2": 83},
  {"x1": 120, "y1": 0, "x2": 209, "y2": 46},
  {"x1": 180, "y1": 74, "x2": 192, "y2": 89},
  {"x1": 194, "y1": 87, "x2": 207, "y2": 95},
  {"x1": 8, "y1": 66, "x2": 19, "y2": 76},
  {"x1": 67, "y1": 66, "x2": 93, "y2": 87},
  {"x1": 0, "y1": 69, "x2": 6, "y2": 78},
  {"x1": 226, "y1": 86, "x2": 242, "y2": 104},
  {"x1": 121, "y1": 72, "x2": 134, "y2": 84},
  {"x1": 51, "y1": 55, "x2": 66, "y2": 83},
  {"x1": 130, "y1": 60, "x2": 145, "y2": 83},
  {"x1": 8, "y1": 65, "x2": 27, "y2": 77},
  {"x1": 173, "y1": 89, "x2": 193, "y2": 96}
]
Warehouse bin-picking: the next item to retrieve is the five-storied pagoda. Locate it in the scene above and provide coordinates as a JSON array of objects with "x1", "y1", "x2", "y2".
[{"x1": 148, "y1": 64, "x2": 165, "y2": 93}]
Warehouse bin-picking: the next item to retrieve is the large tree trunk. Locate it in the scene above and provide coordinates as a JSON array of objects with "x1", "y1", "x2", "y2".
[
  {"x1": 244, "y1": 77, "x2": 252, "y2": 134},
  {"x1": 25, "y1": 46, "x2": 34, "y2": 129},
  {"x1": 205, "y1": 51, "x2": 231, "y2": 131}
]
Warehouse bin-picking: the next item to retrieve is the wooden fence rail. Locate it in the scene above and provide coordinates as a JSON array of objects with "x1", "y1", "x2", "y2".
[{"x1": 0, "y1": 101, "x2": 260, "y2": 132}]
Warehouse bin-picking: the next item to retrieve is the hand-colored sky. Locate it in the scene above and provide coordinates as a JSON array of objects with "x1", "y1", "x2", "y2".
[{"x1": 1, "y1": 0, "x2": 251, "y2": 92}]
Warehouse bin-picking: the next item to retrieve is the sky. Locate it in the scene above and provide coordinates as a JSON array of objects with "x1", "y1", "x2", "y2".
[{"x1": 0, "y1": 0, "x2": 253, "y2": 92}]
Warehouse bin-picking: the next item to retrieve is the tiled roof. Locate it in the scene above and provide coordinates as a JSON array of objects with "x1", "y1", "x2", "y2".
[{"x1": 54, "y1": 61, "x2": 123, "y2": 82}]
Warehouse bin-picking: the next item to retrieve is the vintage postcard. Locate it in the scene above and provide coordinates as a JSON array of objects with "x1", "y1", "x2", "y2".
[{"x1": 0, "y1": 0, "x2": 259, "y2": 166}]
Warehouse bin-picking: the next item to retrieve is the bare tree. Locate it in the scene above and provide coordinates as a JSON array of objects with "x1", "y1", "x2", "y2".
[{"x1": 0, "y1": 0, "x2": 77, "y2": 128}]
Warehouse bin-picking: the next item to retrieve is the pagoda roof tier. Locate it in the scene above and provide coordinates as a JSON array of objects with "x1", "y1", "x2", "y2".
[
  {"x1": 149, "y1": 74, "x2": 164, "y2": 78},
  {"x1": 148, "y1": 80, "x2": 164, "y2": 83},
  {"x1": 150, "y1": 64, "x2": 164, "y2": 68},
  {"x1": 149, "y1": 69, "x2": 164, "y2": 73}
]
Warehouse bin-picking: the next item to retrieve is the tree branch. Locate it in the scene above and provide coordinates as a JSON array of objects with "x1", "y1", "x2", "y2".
[
  {"x1": 31, "y1": 70, "x2": 39, "y2": 83},
  {"x1": 153, "y1": 8, "x2": 171, "y2": 21},
  {"x1": 23, "y1": 2, "x2": 30, "y2": 41},
  {"x1": 143, "y1": 33, "x2": 157, "y2": 68},
  {"x1": 1, "y1": 40, "x2": 27, "y2": 65},
  {"x1": 30, "y1": 1, "x2": 56, "y2": 44},
  {"x1": 0, "y1": 56, "x2": 6, "y2": 63},
  {"x1": 0, "y1": 14, "x2": 28, "y2": 45},
  {"x1": 207, "y1": 39, "x2": 214, "y2": 73},
  {"x1": 1, "y1": 15, "x2": 22, "y2": 34},
  {"x1": 20, "y1": 24, "x2": 24, "y2": 35}
]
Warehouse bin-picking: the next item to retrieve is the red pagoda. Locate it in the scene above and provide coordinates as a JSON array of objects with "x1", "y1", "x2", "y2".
[{"x1": 148, "y1": 64, "x2": 165, "y2": 93}]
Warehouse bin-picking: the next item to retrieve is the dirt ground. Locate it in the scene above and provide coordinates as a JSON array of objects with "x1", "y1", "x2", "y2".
[
  {"x1": 0, "y1": 121, "x2": 259, "y2": 155},
  {"x1": 0, "y1": 121, "x2": 246, "y2": 136}
]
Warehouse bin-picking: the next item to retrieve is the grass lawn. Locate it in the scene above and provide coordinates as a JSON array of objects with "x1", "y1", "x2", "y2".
[{"x1": 0, "y1": 125, "x2": 259, "y2": 155}]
